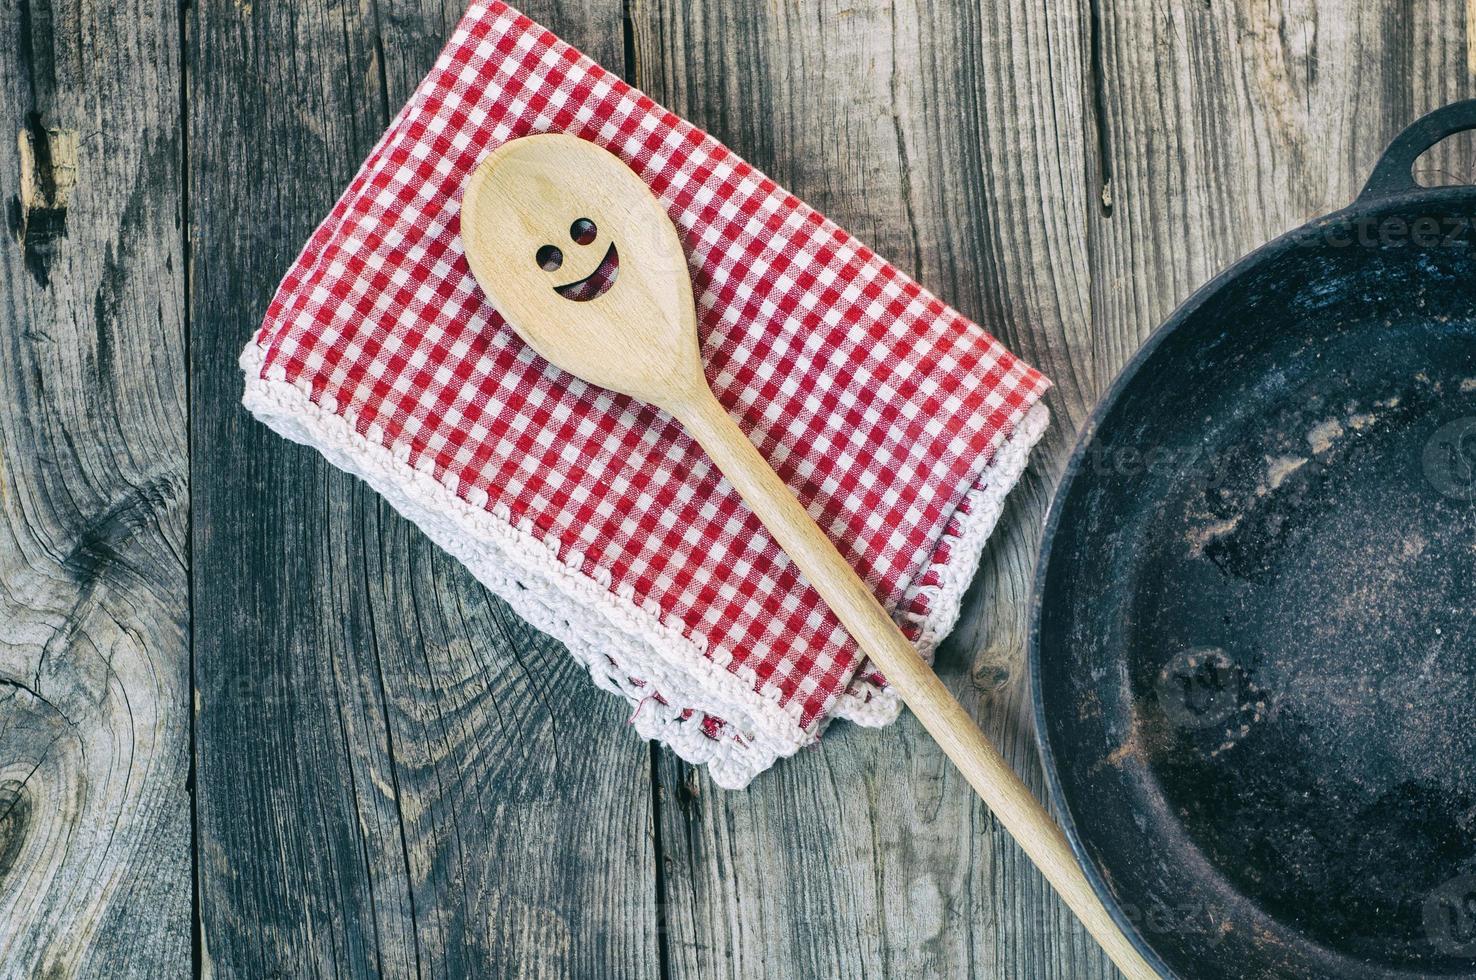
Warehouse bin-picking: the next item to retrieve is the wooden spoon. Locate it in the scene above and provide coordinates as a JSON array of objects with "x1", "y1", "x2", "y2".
[{"x1": 461, "y1": 133, "x2": 1158, "y2": 980}]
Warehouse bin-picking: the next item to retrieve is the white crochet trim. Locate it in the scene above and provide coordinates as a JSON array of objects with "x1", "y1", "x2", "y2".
[{"x1": 241, "y1": 337, "x2": 1049, "y2": 788}]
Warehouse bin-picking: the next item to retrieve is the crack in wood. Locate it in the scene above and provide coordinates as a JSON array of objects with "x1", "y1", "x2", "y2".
[{"x1": 1087, "y1": 0, "x2": 1114, "y2": 217}]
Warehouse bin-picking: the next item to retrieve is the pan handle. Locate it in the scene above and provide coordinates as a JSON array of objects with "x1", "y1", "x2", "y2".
[{"x1": 1358, "y1": 99, "x2": 1476, "y2": 202}]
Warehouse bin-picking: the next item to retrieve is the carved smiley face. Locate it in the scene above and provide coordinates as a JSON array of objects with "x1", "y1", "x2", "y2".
[{"x1": 534, "y1": 216, "x2": 621, "y2": 302}]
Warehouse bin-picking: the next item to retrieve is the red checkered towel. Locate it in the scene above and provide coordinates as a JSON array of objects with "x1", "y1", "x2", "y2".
[{"x1": 242, "y1": 0, "x2": 1051, "y2": 788}]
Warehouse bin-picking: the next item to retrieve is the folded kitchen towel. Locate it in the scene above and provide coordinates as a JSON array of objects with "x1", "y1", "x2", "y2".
[{"x1": 241, "y1": 0, "x2": 1052, "y2": 789}]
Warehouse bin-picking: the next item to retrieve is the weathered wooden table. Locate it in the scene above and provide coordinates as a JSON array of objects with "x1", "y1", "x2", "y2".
[{"x1": 3, "y1": 1, "x2": 1472, "y2": 976}]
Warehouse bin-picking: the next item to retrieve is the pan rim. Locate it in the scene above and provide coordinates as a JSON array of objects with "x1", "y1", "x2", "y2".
[{"x1": 1026, "y1": 181, "x2": 1476, "y2": 980}]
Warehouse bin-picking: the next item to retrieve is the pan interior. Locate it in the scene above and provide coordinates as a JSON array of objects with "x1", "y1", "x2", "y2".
[{"x1": 1036, "y1": 209, "x2": 1476, "y2": 979}]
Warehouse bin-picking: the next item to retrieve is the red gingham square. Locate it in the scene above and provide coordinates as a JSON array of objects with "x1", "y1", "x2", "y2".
[{"x1": 244, "y1": 0, "x2": 1051, "y2": 787}]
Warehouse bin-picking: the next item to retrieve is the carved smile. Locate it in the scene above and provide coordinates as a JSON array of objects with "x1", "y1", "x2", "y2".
[{"x1": 554, "y1": 243, "x2": 620, "y2": 302}]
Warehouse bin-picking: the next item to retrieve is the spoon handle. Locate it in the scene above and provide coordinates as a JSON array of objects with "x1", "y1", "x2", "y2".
[{"x1": 674, "y1": 390, "x2": 1158, "y2": 980}]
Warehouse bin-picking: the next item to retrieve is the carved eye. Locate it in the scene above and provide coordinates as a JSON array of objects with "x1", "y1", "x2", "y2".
[
  {"x1": 536, "y1": 245, "x2": 563, "y2": 271},
  {"x1": 570, "y1": 218, "x2": 597, "y2": 245}
]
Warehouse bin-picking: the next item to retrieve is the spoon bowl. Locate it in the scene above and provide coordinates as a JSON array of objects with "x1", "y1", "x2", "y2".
[{"x1": 461, "y1": 133, "x2": 706, "y2": 408}]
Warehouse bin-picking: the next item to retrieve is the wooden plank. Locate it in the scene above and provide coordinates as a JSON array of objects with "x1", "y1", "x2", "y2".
[
  {"x1": 0, "y1": 0, "x2": 190, "y2": 975},
  {"x1": 189, "y1": 2, "x2": 655, "y2": 977},
  {"x1": 628, "y1": 1, "x2": 1115, "y2": 976}
]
